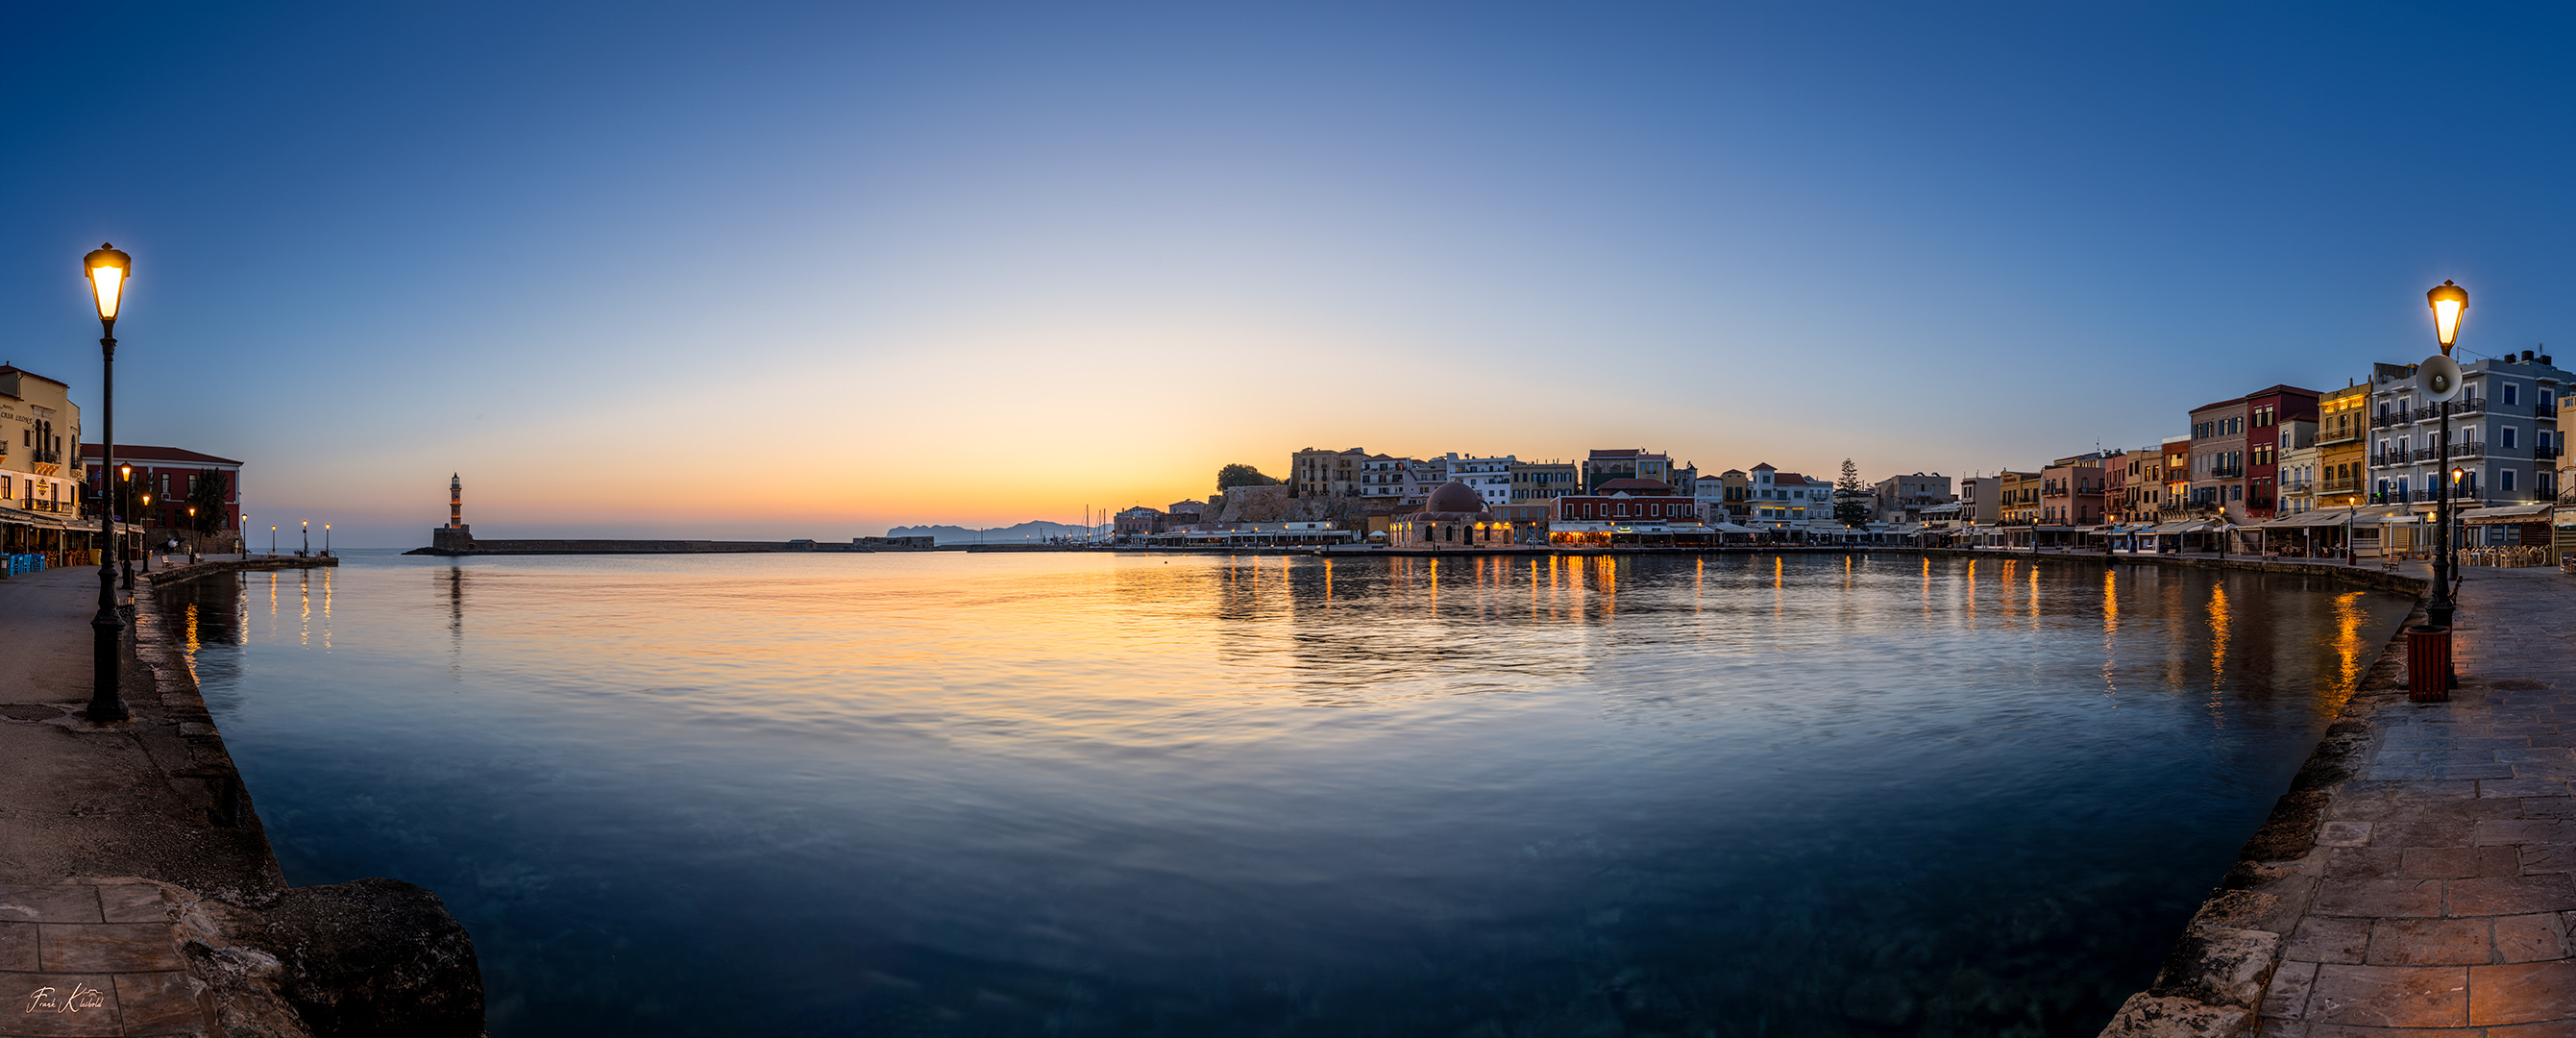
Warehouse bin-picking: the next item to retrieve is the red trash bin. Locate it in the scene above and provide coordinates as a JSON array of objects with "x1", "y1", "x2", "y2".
[{"x1": 2408, "y1": 625, "x2": 2452, "y2": 703}]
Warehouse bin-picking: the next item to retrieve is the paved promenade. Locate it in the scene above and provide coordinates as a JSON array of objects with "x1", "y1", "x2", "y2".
[
  {"x1": 0, "y1": 566, "x2": 277, "y2": 1038},
  {"x1": 2249, "y1": 565, "x2": 2576, "y2": 1036}
]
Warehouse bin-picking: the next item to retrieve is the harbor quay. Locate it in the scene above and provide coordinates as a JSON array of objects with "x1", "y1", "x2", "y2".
[{"x1": 0, "y1": 557, "x2": 480, "y2": 1038}]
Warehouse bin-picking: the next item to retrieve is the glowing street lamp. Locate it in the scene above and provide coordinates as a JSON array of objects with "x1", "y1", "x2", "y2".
[
  {"x1": 138, "y1": 493, "x2": 151, "y2": 574},
  {"x1": 2430, "y1": 280, "x2": 2467, "y2": 355},
  {"x1": 323, "y1": 523, "x2": 331, "y2": 556},
  {"x1": 2425, "y1": 281, "x2": 2468, "y2": 628},
  {"x1": 187, "y1": 507, "x2": 198, "y2": 563},
  {"x1": 81, "y1": 243, "x2": 131, "y2": 723},
  {"x1": 301, "y1": 519, "x2": 308, "y2": 556}
]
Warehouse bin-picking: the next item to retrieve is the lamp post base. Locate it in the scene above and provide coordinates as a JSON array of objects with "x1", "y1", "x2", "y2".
[{"x1": 87, "y1": 565, "x2": 127, "y2": 723}]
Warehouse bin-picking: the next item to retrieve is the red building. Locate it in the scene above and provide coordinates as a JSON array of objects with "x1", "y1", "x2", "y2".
[
  {"x1": 1549, "y1": 479, "x2": 1702, "y2": 522},
  {"x1": 2186, "y1": 385, "x2": 2318, "y2": 521},
  {"x1": 80, "y1": 444, "x2": 242, "y2": 543}
]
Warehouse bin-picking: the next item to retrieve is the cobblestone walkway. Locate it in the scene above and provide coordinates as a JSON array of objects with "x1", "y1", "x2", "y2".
[
  {"x1": 2261, "y1": 566, "x2": 2576, "y2": 1035},
  {"x1": 0, "y1": 880, "x2": 205, "y2": 1037}
]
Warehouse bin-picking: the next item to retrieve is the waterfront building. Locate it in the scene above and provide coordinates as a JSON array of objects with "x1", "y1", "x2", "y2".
[
  {"x1": 2277, "y1": 417, "x2": 2319, "y2": 515},
  {"x1": 1715, "y1": 469, "x2": 1751, "y2": 518},
  {"x1": 1, "y1": 366, "x2": 83, "y2": 522},
  {"x1": 2316, "y1": 383, "x2": 2369, "y2": 512},
  {"x1": 1387, "y1": 481, "x2": 1520, "y2": 549},
  {"x1": 1168, "y1": 499, "x2": 1205, "y2": 525},
  {"x1": 77, "y1": 443, "x2": 243, "y2": 545},
  {"x1": 0, "y1": 366, "x2": 89, "y2": 563},
  {"x1": 1744, "y1": 463, "x2": 1828, "y2": 522},
  {"x1": 1582, "y1": 448, "x2": 1675, "y2": 492},
  {"x1": 2368, "y1": 352, "x2": 2570, "y2": 511},
  {"x1": 2037, "y1": 455, "x2": 2109, "y2": 526},
  {"x1": 1288, "y1": 447, "x2": 1368, "y2": 499},
  {"x1": 2118, "y1": 446, "x2": 2167, "y2": 522},
  {"x1": 1113, "y1": 507, "x2": 1165, "y2": 538},
  {"x1": 1449, "y1": 455, "x2": 1517, "y2": 507},
  {"x1": 1509, "y1": 460, "x2": 1579, "y2": 504},
  {"x1": 1692, "y1": 474, "x2": 1729, "y2": 518},
  {"x1": 1957, "y1": 475, "x2": 2000, "y2": 525},
  {"x1": 1871, "y1": 472, "x2": 1953, "y2": 525},
  {"x1": 2189, "y1": 384, "x2": 2319, "y2": 523},
  {"x1": 1999, "y1": 470, "x2": 2042, "y2": 526},
  {"x1": 1358, "y1": 455, "x2": 1412, "y2": 502},
  {"x1": 1545, "y1": 479, "x2": 1707, "y2": 545}
]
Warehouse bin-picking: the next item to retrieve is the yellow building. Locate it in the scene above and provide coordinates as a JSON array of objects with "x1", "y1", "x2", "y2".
[
  {"x1": 0, "y1": 365, "x2": 91, "y2": 562},
  {"x1": 2315, "y1": 383, "x2": 2368, "y2": 509}
]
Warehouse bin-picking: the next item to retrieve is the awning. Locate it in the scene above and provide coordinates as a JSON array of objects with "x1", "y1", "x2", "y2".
[
  {"x1": 1709, "y1": 522, "x2": 1759, "y2": 533},
  {"x1": 2461, "y1": 503, "x2": 2553, "y2": 525},
  {"x1": 2261, "y1": 510, "x2": 2354, "y2": 529}
]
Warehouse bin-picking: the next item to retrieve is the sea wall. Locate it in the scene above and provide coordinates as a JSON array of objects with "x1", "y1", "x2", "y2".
[{"x1": 128, "y1": 566, "x2": 485, "y2": 1035}]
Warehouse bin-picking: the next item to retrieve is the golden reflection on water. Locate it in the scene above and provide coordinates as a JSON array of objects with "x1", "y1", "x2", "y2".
[
  {"x1": 2333, "y1": 590, "x2": 2367, "y2": 690},
  {"x1": 184, "y1": 602, "x2": 201, "y2": 653},
  {"x1": 2101, "y1": 568, "x2": 2118, "y2": 698},
  {"x1": 2208, "y1": 582, "x2": 2232, "y2": 701}
]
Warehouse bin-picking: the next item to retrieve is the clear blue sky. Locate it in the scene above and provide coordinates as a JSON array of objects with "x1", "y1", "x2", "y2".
[{"x1": 5, "y1": 4, "x2": 2571, "y2": 545}]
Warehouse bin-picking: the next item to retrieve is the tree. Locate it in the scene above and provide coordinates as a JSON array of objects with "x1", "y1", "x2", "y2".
[
  {"x1": 184, "y1": 471, "x2": 231, "y2": 535},
  {"x1": 1215, "y1": 463, "x2": 1279, "y2": 492},
  {"x1": 1833, "y1": 458, "x2": 1872, "y2": 527}
]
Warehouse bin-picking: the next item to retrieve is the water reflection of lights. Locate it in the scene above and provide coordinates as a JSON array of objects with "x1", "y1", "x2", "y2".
[
  {"x1": 2208, "y1": 583, "x2": 2232, "y2": 701},
  {"x1": 2101, "y1": 568, "x2": 2119, "y2": 698}
]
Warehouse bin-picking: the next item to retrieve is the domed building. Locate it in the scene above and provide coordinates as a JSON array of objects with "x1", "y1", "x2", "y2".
[{"x1": 1389, "y1": 481, "x2": 1525, "y2": 549}]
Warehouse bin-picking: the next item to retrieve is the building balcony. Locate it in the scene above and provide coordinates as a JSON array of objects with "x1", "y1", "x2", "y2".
[
  {"x1": 2320, "y1": 479, "x2": 2362, "y2": 494},
  {"x1": 2413, "y1": 447, "x2": 2441, "y2": 461},
  {"x1": 2452, "y1": 442, "x2": 2488, "y2": 459},
  {"x1": 20, "y1": 499, "x2": 73, "y2": 515},
  {"x1": 2207, "y1": 466, "x2": 2244, "y2": 479}
]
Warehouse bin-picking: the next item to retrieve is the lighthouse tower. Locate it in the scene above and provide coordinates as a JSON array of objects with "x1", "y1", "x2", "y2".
[{"x1": 430, "y1": 473, "x2": 475, "y2": 554}]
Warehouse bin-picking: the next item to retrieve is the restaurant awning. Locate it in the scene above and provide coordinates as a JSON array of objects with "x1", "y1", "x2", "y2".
[{"x1": 2460, "y1": 503, "x2": 2553, "y2": 525}]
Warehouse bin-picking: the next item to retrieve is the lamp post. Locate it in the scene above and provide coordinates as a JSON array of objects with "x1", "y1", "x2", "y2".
[
  {"x1": 138, "y1": 493, "x2": 151, "y2": 572},
  {"x1": 300, "y1": 519, "x2": 308, "y2": 557},
  {"x1": 82, "y1": 244, "x2": 130, "y2": 723},
  {"x1": 2426, "y1": 280, "x2": 2467, "y2": 628},
  {"x1": 187, "y1": 507, "x2": 198, "y2": 563},
  {"x1": 117, "y1": 464, "x2": 134, "y2": 590},
  {"x1": 270, "y1": 525, "x2": 277, "y2": 556},
  {"x1": 323, "y1": 523, "x2": 331, "y2": 557}
]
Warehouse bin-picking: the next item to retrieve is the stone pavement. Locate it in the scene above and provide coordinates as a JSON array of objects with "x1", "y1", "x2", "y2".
[
  {"x1": 2248, "y1": 565, "x2": 2576, "y2": 1035},
  {"x1": 1, "y1": 880, "x2": 206, "y2": 1037}
]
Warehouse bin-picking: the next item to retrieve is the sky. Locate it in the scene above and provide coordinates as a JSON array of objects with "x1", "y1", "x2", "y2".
[{"x1": 6, "y1": 3, "x2": 2576, "y2": 546}]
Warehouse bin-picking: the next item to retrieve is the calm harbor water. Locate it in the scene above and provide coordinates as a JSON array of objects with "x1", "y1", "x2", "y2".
[{"x1": 160, "y1": 550, "x2": 2412, "y2": 1037}]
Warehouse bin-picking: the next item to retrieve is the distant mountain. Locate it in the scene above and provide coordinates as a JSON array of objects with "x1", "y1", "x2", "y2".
[{"x1": 886, "y1": 521, "x2": 1109, "y2": 546}]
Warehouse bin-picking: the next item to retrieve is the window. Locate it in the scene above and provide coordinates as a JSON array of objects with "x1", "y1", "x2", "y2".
[
  {"x1": 2502, "y1": 469, "x2": 2517, "y2": 492},
  {"x1": 2505, "y1": 383, "x2": 2520, "y2": 406},
  {"x1": 2544, "y1": 388, "x2": 2558, "y2": 409},
  {"x1": 2504, "y1": 427, "x2": 2518, "y2": 449}
]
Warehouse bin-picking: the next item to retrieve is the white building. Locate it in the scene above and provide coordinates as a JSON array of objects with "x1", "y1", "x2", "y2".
[
  {"x1": 1446, "y1": 454, "x2": 1516, "y2": 507},
  {"x1": 1746, "y1": 463, "x2": 1828, "y2": 523}
]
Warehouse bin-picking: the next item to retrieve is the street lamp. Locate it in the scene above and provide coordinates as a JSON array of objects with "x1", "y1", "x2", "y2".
[
  {"x1": 187, "y1": 506, "x2": 198, "y2": 563},
  {"x1": 82, "y1": 243, "x2": 129, "y2": 723},
  {"x1": 2426, "y1": 281, "x2": 2466, "y2": 627},
  {"x1": 323, "y1": 523, "x2": 331, "y2": 556},
  {"x1": 116, "y1": 464, "x2": 134, "y2": 590},
  {"x1": 300, "y1": 519, "x2": 308, "y2": 556},
  {"x1": 270, "y1": 525, "x2": 278, "y2": 556},
  {"x1": 138, "y1": 493, "x2": 151, "y2": 573}
]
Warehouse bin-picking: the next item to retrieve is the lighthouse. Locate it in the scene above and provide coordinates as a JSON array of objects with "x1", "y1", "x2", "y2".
[{"x1": 429, "y1": 473, "x2": 475, "y2": 554}]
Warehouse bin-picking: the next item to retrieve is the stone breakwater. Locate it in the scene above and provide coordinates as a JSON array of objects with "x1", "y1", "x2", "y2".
[{"x1": 0, "y1": 563, "x2": 481, "y2": 1038}]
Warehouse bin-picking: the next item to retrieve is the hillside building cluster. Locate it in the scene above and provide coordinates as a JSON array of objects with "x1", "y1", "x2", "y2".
[{"x1": 1112, "y1": 351, "x2": 2576, "y2": 558}]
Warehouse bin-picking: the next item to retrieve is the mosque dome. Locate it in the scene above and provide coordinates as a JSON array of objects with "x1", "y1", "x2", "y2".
[{"x1": 1425, "y1": 481, "x2": 1483, "y2": 513}]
